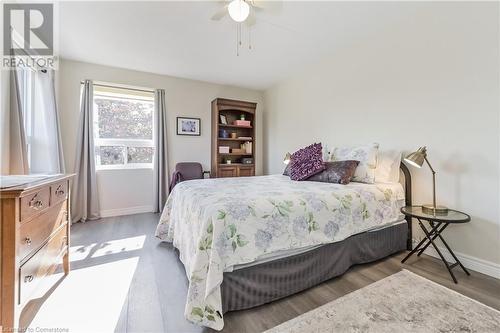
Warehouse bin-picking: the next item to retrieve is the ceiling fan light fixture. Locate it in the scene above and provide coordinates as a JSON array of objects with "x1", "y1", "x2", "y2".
[{"x1": 228, "y1": 0, "x2": 250, "y2": 23}]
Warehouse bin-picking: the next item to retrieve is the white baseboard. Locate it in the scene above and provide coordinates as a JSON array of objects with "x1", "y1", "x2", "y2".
[
  {"x1": 412, "y1": 239, "x2": 500, "y2": 279},
  {"x1": 100, "y1": 205, "x2": 154, "y2": 218}
]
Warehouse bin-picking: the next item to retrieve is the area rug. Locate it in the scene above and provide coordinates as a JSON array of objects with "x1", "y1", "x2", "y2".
[{"x1": 264, "y1": 270, "x2": 500, "y2": 333}]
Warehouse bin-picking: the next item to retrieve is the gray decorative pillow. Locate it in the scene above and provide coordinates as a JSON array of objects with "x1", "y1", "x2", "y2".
[{"x1": 306, "y1": 161, "x2": 360, "y2": 185}]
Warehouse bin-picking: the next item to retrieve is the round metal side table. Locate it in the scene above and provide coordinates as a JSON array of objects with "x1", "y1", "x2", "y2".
[{"x1": 400, "y1": 206, "x2": 471, "y2": 283}]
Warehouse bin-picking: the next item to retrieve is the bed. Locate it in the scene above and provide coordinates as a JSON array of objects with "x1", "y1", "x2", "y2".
[{"x1": 155, "y1": 163, "x2": 412, "y2": 330}]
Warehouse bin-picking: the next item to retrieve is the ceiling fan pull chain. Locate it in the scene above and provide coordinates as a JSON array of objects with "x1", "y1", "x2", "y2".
[
  {"x1": 249, "y1": 26, "x2": 252, "y2": 50},
  {"x1": 236, "y1": 24, "x2": 240, "y2": 56},
  {"x1": 239, "y1": 23, "x2": 242, "y2": 46}
]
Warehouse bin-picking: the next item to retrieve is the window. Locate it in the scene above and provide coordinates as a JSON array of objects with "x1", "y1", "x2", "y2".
[{"x1": 92, "y1": 84, "x2": 155, "y2": 169}]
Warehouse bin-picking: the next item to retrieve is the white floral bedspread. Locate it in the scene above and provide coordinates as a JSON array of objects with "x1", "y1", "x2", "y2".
[{"x1": 155, "y1": 175, "x2": 405, "y2": 330}]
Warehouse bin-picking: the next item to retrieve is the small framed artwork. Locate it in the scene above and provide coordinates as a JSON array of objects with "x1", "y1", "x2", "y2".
[
  {"x1": 219, "y1": 114, "x2": 228, "y2": 125},
  {"x1": 177, "y1": 117, "x2": 201, "y2": 136}
]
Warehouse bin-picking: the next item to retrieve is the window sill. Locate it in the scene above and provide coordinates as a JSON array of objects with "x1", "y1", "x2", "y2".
[{"x1": 96, "y1": 166, "x2": 154, "y2": 172}]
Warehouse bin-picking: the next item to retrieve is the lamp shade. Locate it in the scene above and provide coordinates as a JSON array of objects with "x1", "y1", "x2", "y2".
[
  {"x1": 404, "y1": 146, "x2": 427, "y2": 168},
  {"x1": 283, "y1": 152, "x2": 292, "y2": 165},
  {"x1": 228, "y1": 0, "x2": 250, "y2": 22}
]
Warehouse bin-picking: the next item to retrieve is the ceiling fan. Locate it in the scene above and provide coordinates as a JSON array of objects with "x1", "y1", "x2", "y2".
[
  {"x1": 211, "y1": 0, "x2": 282, "y2": 55},
  {"x1": 211, "y1": 0, "x2": 258, "y2": 25}
]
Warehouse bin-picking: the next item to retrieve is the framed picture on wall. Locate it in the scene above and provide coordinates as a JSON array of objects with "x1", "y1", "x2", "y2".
[{"x1": 177, "y1": 117, "x2": 201, "y2": 136}]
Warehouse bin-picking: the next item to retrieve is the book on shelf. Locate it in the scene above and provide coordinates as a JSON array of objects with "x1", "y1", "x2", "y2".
[{"x1": 237, "y1": 136, "x2": 252, "y2": 140}]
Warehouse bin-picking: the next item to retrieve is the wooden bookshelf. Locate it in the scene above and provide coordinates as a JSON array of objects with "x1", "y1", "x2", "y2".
[
  {"x1": 218, "y1": 124, "x2": 253, "y2": 129},
  {"x1": 218, "y1": 138, "x2": 253, "y2": 142},
  {"x1": 220, "y1": 153, "x2": 253, "y2": 156},
  {"x1": 211, "y1": 98, "x2": 256, "y2": 178},
  {"x1": 217, "y1": 163, "x2": 254, "y2": 166}
]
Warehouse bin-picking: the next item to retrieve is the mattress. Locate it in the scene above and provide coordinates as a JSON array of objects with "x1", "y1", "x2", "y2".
[{"x1": 230, "y1": 217, "x2": 407, "y2": 271}]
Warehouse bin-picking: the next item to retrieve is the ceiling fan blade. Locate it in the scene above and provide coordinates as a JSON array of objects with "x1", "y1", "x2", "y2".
[
  {"x1": 250, "y1": 0, "x2": 283, "y2": 13},
  {"x1": 211, "y1": 6, "x2": 228, "y2": 21},
  {"x1": 245, "y1": 10, "x2": 257, "y2": 27}
]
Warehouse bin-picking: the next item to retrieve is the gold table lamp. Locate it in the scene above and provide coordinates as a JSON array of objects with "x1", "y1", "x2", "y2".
[
  {"x1": 404, "y1": 147, "x2": 448, "y2": 216},
  {"x1": 283, "y1": 152, "x2": 292, "y2": 165}
]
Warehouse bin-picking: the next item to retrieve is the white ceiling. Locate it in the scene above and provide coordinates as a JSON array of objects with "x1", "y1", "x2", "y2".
[{"x1": 59, "y1": 1, "x2": 420, "y2": 90}]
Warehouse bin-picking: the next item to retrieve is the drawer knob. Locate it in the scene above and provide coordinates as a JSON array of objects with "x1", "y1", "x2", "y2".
[
  {"x1": 55, "y1": 185, "x2": 65, "y2": 196},
  {"x1": 24, "y1": 275, "x2": 34, "y2": 283},
  {"x1": 25, "y1": 237, "x2": 32, "y2": 245},
  {"x1": 29, "y1": 195, "x2": 44, "y2": 209}
]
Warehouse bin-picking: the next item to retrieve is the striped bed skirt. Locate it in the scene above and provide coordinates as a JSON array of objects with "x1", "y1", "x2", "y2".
[{"x1": 221, "y1": 222, "x2": 408, "y2": 313}]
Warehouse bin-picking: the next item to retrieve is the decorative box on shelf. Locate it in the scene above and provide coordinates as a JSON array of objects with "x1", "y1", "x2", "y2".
[
  {"x1": 219, "y1": 146, "x2": 230, "y2": 154},
  {"x1": 231, "y1": 148, "x2": 246, "y2": 154},
  {"x1": 233, "y1": 120, "x2": 251, "y2": 127}
]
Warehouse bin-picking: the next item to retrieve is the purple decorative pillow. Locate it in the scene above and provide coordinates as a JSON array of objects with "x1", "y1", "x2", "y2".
[
  {"x1": 289, "y1": 143, "x2": 326, "y2": 181},
  {"x1": 307, "y1": 161, "x2": 359, "y2": 185}
]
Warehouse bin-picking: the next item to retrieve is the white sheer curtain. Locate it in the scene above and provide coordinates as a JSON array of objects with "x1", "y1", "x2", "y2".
[
  {"x1": 9, "y1": 68, "x2": 29, "y2": 174},
  {"x1": 11, "y1": 67, "x2": 64, "y2": 175},
  {"x1": 29, "y1": 69, "x2": 65, "y2": 174}
]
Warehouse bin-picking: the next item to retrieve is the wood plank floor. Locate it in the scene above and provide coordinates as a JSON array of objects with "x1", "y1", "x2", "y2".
[{"x1": 24, "y1": 213, "x2": 500, "y2": 333}]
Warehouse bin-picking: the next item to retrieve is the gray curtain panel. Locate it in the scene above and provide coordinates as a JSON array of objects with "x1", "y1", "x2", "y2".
[
  {"x1": 153, "y1": 89, "x2": 169, "y2": 213},
  {"x1": 71, "y1": 80, "x2": 100, "y2": 223},
  {"x1": 9, "y1": 69, "x2": 29, "y2": 174}
]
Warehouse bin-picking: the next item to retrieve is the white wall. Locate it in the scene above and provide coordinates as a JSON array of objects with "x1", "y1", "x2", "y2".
[
  {"x1": 58, "y1": 59, "x2": 264, "y2": 216},
  {"x1": 264, "y1": 2, "x2": 500, "y2": 266},
  {"x1": 0, "y1": 70, "x2": 10, "y2": 174}
]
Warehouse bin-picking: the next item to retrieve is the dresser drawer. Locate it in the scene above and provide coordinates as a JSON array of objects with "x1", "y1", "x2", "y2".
[
  {"x1": 19, "y1": 201, "x2": 68, "y2": 262},
  {"x1": 18, "y1": 226, "x2": 67, "y2": 306},
  {"x1": 20, "y1": 187, "x2": 50, "y2": 222},
  {"x1": 51, "y1": 180, "x2": 68, "y2": 205}
]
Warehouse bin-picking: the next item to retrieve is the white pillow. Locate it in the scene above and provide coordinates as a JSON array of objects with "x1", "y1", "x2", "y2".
[
  {"x1": 388, "y1": 151, "x2": 402, "y2": 182},
  {"x1": 329, "y1": 143, "x2": 379, "y2": 183},
  {"x1": 375, "y1": 150, "x2": 402, "y2": 183}
]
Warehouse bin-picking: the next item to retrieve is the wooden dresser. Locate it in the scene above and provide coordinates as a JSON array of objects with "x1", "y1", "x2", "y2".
[{"x1": 0, "y1": 175, "x2": 73, "y2": 332}]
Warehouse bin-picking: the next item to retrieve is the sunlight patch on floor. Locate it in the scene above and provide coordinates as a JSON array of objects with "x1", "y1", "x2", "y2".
[
  {"x1": 27, "y1": 257, "x2": 139, "y2": 333},
  {"x1": 70, "y1": 235, "x2": 146, "y2": 262},
  {"x1": 91, "y1": 235, "x2": 146, "y2": 258}
]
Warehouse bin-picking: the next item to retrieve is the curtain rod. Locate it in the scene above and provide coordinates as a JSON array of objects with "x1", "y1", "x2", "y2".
[{"x1": 80, "y1": 81, "x2": 155, "y2": 94}]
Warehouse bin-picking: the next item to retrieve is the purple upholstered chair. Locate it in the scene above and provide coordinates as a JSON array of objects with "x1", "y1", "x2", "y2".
[{"x1": 169, "y1": 162, "x2": 210, "y2": 192}]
